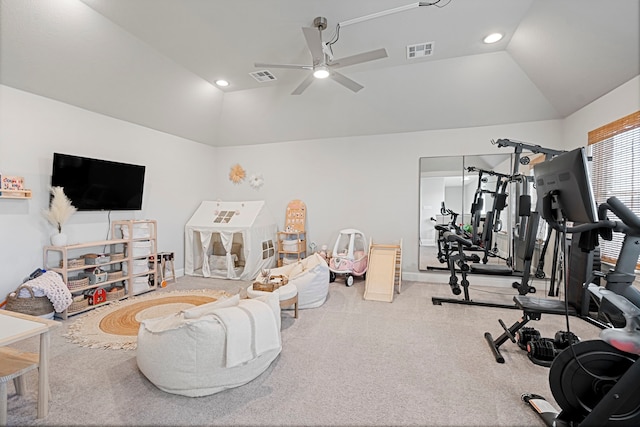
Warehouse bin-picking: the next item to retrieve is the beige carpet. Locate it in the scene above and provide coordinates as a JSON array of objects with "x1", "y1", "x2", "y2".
[{"x1": 64, "y1": 289, "x2": 229, "y2": 350}]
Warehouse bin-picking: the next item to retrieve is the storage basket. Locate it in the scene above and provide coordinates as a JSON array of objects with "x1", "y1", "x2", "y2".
[
  {"x1": 129, "y1": 241, "x2": 152, "y2": 257},
  {"x1": 83, "y1": 253, "x2": 111, "y2": 264},
  {"x1": 121, "y1": 223, "x2": 150, "y2": 239},
  {"x1": 108, "y1": 270, "x2": 124, "y2": 281},
  {"x1": 60, "y1": 258, "x2": 85, "y2": 268},
  {"x1": 110, "y1": 252, "x2": 125, "y2": 261},
  {"x1": 68, "y1": 298, "x2": 89, "y2": 313},
  {"x1": 67, "y1": 276, "x2": 89, "y2": 291},
  {"x1": 80, "y1": 267, "x2": 108, "y2": 285},
  {"x1": 282, "y1": 240, "x2": 300, "y2": 252},
  {"x1": 5, "y1": 284, "x2": 54, "y2": 316},
  {"x1": 122, "y1": 259, "x2": 148, "y2": 275},
  {"x1": 106, "y1": 286, "x2": 126, "y2": 301}
]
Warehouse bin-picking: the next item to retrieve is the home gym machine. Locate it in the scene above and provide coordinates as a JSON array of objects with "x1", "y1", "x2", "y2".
[
  {"x1": 493, "y1": 138, "x2": 565, "y2": 295},
  {"x1": 484, "y1": 147, "x2": 640, "y2": 426},
  {"x1": 466, "y1": 166, "x2": 512, "y2": 266},
  {"x1": 432, "y1": 202, "x2": 478, "y2": 266},
  {"x1": 431, "y1": 139, "x2": 565, "y2": 307}
]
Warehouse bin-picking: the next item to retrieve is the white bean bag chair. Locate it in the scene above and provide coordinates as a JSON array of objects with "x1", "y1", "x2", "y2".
[
  {"x1": 257, "y1": 253, "x2": 330, "y2": 309},
  {"x1": 136, "y1": 293, "x2": 281, "y2": 397}
]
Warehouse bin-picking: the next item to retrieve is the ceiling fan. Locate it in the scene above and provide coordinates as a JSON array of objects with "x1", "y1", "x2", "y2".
[{"x1": 254, "y1": 16, "x2": 388, "y2": 95}]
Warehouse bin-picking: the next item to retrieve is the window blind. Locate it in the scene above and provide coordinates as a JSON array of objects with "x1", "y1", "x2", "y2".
[{"x1": 588, "y1": 111, "x2": 640, "y2": 268}]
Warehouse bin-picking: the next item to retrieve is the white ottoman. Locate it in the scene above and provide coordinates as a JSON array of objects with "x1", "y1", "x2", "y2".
[{"x1": 247, "y1": 283, "x2": 298, "y2": 319}]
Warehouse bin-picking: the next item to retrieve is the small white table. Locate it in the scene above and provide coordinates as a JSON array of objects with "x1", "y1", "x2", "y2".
[{"x1": 0, "y1": 310, "x2": 59, "y2": 420}]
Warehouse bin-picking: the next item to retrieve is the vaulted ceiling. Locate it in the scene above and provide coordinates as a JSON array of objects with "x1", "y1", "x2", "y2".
[{"x1": 1, "y1": 0, "x2": 638, "y2": 146}]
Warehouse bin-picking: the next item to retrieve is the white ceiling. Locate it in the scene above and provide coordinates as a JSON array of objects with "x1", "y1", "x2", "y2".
[{"x1": 1, "y1": 0, "x2": 638, "y2": 147}]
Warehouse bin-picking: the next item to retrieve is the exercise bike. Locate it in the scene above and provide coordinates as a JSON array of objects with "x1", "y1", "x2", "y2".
[{"x1": 518, "y1": 148, "x2": 640, "y2": 426}]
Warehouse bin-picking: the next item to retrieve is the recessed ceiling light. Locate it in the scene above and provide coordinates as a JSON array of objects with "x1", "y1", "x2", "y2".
[
  {"x1": 483, "y1": 33, "x2": 503, "y2": 44},
  {"x1": 313, "y1": 66, "x2": 330, "y2": 79},
  {"x1": 215, "y1": 79, "x2": 229, "y2": 87}
]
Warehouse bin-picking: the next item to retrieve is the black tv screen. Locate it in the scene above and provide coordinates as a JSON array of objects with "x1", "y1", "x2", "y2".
[
  {"x1": 533, "y1": 147, "x2": 597, "y2": 224},
  {"x1": 51, "y1": 153, "x2": 145, "y2": 211}
]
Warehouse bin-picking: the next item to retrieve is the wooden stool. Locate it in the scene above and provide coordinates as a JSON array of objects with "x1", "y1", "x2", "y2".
[
  {"x1": 246, "y1": 283, "x2": 299, "y2": 319},
  {"x1": 0, "y1": 347, "x2": 40, "y2": 426},
  {"x1": 279, "y1": 293, "x2": 299, "y2": 319}
]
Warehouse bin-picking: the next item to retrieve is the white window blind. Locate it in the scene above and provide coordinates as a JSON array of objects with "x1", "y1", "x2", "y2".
[{"x1": 588, "y1": 111, "x2": 640, "y2": 268}]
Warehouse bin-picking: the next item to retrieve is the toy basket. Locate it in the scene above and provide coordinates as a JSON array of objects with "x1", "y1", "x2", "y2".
[
  {"x1": 83, "y1": 253, "x2": 111, "y2": 265},
  {"x1": 68, "y1": 297, "x2": 89, "y2": 313},
  {"x1": 108, "y1": 270, "x2": 124, "y2": 281},
  {"x1": 60, "y1": 258, "x2": 85, "y2": 268},
  {"x1": 106, "y1": 286, "x2": 126, "y2": 301},
  {"x1": 5, "y1": 284, "x2": 54, "y2": 316},
  {"x1": 111, "y1": 252, "x2": 125, "y2": 261},
  {"x1": 67, "y1": 276, "x2": 89, "y2": 291}
]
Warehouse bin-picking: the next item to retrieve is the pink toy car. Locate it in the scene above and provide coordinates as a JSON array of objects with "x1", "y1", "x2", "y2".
[{"x1": 328, "y1": 228, "x2": 368, "y2": 286}]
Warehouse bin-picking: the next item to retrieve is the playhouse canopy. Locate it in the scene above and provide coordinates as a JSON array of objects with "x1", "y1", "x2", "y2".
[{"x1": 185, "y1": 201, "x2": 277, "y2": 280}]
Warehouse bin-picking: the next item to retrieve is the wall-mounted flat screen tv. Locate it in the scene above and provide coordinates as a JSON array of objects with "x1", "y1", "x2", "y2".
[{"x1": 51, "y1": 153, "x2": 146, "y2": 211}]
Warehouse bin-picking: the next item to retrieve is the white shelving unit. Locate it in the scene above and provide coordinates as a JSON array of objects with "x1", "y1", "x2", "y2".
[{"x1": 43, "y1": 220, "x2": 157, "y2": 319}]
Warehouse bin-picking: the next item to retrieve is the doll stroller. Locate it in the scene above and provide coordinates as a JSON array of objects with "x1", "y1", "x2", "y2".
[{"x1": 329, "y1": 228, "x2": 369, "y2": 286}]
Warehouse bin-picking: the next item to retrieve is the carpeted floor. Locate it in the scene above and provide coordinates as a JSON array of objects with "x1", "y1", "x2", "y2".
[{"x1": 5, "y1": 273, "x2": 601, "y2": 426}]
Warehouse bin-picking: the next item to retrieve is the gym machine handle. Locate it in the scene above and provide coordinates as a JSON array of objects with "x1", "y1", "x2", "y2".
[{"x1": 600, "y1": 196, "x2": 640, "y2": 232}]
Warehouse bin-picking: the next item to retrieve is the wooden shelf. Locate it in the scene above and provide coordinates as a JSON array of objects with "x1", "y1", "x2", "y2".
[
  {"x1": 276, "y1": 231, "x2": 306, "y2": 267},
  {"x1": 43, "y1": 220, "x2": 158, "y2": 319},
  {"x1": 0, "y1": 189, "x2": 32, "y2": 199}
]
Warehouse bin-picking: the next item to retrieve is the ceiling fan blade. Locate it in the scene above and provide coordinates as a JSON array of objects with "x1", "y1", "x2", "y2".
[
  {"x1": 330, "y1": 48, "x2": 388, "y2": 69},
  {"x1": 254, "y1": 62, "x2": 311, "y2": 70},
  {"x1": 302, "y1": 26, "x2": 325, "y2": 65},
  {"x1": 330, "y1": 71, "x2": 364, "y2": 93},
  {"x1": 291, "y1": 73, "x2": 316, "y2": 95}
]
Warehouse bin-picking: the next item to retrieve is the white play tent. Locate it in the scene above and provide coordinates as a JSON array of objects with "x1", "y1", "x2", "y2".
[{"x1": 185, "y1": 201, "x2": 278, "y2": 280}]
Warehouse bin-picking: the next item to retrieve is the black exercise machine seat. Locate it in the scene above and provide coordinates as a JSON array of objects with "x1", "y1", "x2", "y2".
[
  {"x1": 514, "y1": 295, "x2": 576, "y2": 316},
  {"x1": 444, "y1": 231, "x2": 473, "y2": 247},
  {"x1": 485, "y1": 295, "x2": 577, "y2": 363},
  {"x1": 434, "y1": 224, "x2": 450, "y2": 232},
  {"x1": 470, "y1": 263, "x2": 513, "y2": 275}
]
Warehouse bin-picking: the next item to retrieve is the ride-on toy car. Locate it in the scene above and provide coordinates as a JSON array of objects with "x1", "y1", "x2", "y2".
[{"x1": 328, "y1": 228, "x2": 368, "y2": 286}]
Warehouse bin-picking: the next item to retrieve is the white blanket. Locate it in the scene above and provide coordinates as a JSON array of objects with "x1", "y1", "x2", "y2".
[
  {"x1": 210, "y1": 299, "x2": 280, "y2": 368},
  {"x1": 17, "y1": 271, "x2": 72, "y2": 312}
]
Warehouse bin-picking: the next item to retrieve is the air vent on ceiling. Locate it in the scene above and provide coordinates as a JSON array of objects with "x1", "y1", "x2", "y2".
[
  {"x1": 407, "y1": 42, "x2": 434, "y2": 59},
  {"x1": 249, "y1": 70, "x2": 277, "y2": 82}
]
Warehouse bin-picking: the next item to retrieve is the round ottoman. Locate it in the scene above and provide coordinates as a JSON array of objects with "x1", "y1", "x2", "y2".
[{"x1": 247, "y1": 283, "x2": 298, "y2": 318}]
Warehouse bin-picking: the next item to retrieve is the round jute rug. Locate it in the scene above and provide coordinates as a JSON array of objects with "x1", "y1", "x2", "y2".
[{"x1": 65, "y1": 289, "x2": 230, "y2": 350}]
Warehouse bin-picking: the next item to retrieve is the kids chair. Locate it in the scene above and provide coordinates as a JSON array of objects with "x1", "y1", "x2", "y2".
[{"x1": 0, "y1": 347, "x2": 40, "y2": 426}]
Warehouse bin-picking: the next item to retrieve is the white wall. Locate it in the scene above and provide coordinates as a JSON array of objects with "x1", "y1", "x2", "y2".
[
  {"x1": 563, "y1": 76, "x2": 640, "y2": 149},
  {"x1": 0, "y1": 85, "x2": 219, "y2": 300},
  {"x1": 420, "y1": 177, "x2": 445, "y2": 245},
  {"x1": 1, "y1": 74, "x2": 635, "y2": 299},
  {"x1": 213, "y1": 120, "x2": 563, "y2": 279}
]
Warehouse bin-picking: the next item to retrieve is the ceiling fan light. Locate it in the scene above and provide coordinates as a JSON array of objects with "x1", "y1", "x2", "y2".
[
  {"x1": 313, "y1": 66, "x2": 330, "y2": 79},
  {"x1": 483, "y1": 33, "x2": 503, "y2": 44}
]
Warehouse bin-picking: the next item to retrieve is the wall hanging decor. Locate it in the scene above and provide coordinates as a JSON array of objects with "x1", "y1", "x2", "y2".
[
  {"x1": 249, "y1": 174, "x2": 264, "y2": 190},
  {"x1": 229, "y1": 164, "x2": 246, "y2": 184}
]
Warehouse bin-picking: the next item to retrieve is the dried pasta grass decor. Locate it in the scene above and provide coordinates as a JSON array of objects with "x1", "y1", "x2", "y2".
[{"x1": 65, "y1": 289, "x2": 229, "y2": 350}]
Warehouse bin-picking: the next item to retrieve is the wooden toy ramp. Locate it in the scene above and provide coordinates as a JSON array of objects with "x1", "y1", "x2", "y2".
[{"x1": 364, "y1": 239, "x2": 402, "y2": 302}]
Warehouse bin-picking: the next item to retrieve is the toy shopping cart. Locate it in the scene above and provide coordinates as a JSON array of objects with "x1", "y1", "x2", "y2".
[{"x1": 328, "y1": 228, "x2": 369, "y2": 286}]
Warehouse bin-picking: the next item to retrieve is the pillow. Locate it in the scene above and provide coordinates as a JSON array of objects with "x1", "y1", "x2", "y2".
[
  {"x1": 288, "y1": 262, "x2": 305, "y2": 279},
  {"x1": 182, "y1": 294, "x2": 240, "y2": 319},
  {"x1": 208, "y1": 254, "x2": 238, "y2": 270}
]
